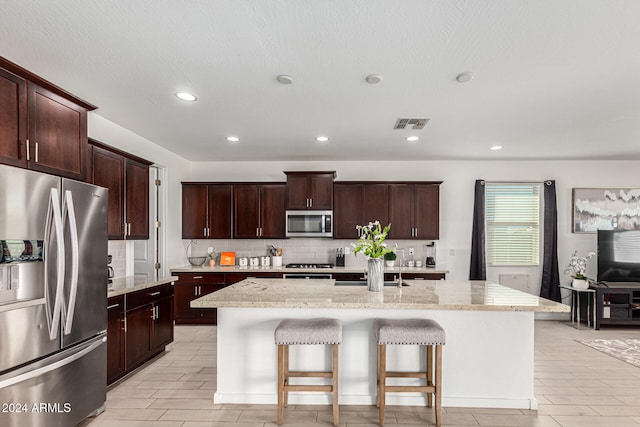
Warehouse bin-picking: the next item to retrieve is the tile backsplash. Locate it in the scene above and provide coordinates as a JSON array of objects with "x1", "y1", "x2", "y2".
[{"x1": 108, "y1": 240, "x2": 127, "y2": 278}]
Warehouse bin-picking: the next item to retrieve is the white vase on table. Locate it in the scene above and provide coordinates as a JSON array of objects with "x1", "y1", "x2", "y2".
[{"x1": 572, "y1": 278, "x2": 589, "y2": 289}]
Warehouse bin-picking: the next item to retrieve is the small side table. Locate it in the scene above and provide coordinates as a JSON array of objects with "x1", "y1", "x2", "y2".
[{"x1": 559, "y1": 284, "x2": 596, "y2": 330}]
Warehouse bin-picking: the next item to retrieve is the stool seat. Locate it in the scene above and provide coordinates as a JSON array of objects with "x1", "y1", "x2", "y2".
[
  {"x1": 374, "y1": 318, "x2": 446, "y2": 345},
  {"x1": 275, "y1": 318, "x2": 342, "y2": 345}
]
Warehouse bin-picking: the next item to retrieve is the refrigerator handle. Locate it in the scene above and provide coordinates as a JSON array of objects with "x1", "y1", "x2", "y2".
[
  {"x1": 47, "y1": 188, "x2": 66, "y2": 341},
  {"x1": 63, "y1": 190, "x2": 80, "y2": 335}
]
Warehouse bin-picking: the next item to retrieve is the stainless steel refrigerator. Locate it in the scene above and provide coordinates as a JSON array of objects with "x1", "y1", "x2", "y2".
[{"x1": 0, "y1": 164, "x2": 108, "y2": 427}]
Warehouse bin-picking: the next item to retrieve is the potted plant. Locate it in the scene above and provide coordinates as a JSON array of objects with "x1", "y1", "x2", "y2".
[
  {"x1": 564, "y1": 250, "x2": 595, "y2": 289},
  {"x1": 208, "y1": 250, "x2": 217, "y2": 267},
  {"x1": 384, "y1": 251, "x2": 397, "y2": 268},
  {"x1": 352, "y1": 221, "x2": 393, "y2": 292}
]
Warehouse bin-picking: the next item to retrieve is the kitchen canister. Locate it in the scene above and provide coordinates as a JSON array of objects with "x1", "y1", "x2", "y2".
[
  {"x1": 272, "y1": 255, "x2": 283, "y2": 267},
  {"x1": 250, "y1": 257, "x2": 259, "y2": 267},
  {"x1": 238, "y1": 257, "x2": 248, "y2": 267},
  {"x1": 260, "y1": 256, "x2": 270, "y2": 267}
]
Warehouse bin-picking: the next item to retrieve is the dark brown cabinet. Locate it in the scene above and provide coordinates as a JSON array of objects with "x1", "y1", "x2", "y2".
[
  {"x1": 233, "y1": 183, "x2": 286, "y2": 238},
  {"x1": 107, "y1": 295, "x2": 126, "y2": 385},
  {"x1": 285, "y1": 171, "x2": 335, "y2": 210},
  {"x1": 91, "y1": 142, "x2": 150, "y2": 240},
  {"x1": 334, "y1": 183, "x2": 389, "y2": 239},
  {"x1": 182, "y1": 184, "x2": 232, "y2": 239},
  {"x1": 174, "y1": 273, "x2": 225, "y2": 324},
  {"x1": 0, "y1": 68, "x2": 27, "y2": 168},
  {"x1": 593, "y1": 283, "x2": 640, "y2": 329},
  {"x1": 388, "y1": 183, "x2": 440, "y2": 240}
]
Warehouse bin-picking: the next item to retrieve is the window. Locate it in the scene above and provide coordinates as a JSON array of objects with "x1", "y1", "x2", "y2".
[{"x1": 485, "y1": 183, "x2": 541, "y2": 266}]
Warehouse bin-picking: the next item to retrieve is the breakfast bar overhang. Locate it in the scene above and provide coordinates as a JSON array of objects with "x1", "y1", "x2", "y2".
[{"x1": 192, "y1": 279, "x2": 569, "y2": 410}]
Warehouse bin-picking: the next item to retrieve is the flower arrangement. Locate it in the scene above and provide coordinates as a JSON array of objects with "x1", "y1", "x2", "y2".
[
  {"x1": 352, "y1": 221, "x2": 393, "y2": 259},
  {"x1": 564, "y1": 250, "x2": 595, "y2": 280}
]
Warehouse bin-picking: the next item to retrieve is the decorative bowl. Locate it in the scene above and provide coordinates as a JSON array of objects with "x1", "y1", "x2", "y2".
[{"x1": 188, "y1": 256, "x2": 206, "y2": 266}]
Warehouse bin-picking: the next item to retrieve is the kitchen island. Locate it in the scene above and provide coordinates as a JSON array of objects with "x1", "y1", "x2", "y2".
[{"x1": 192, "y1": 278, "x2": 568, "y2": 409}]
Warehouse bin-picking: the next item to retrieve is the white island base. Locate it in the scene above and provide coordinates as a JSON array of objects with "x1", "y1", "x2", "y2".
[{"x1": 215, "y1": 307, "x2": 537, "y2": 410}]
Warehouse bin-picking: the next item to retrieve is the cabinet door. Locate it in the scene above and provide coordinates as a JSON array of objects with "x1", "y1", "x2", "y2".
[
  {"x1": 286, "y1": 174, "x2": 309, "y2": 209},
  {"x1": 195, "y1": 283, "x2": 226, "y2": 324},
  {"x1": 27, "y1": 83, "x2": 87, "y2": 181},
  {"x1": 388, "y1": 184, "x2": 414, "y2": 239},
  {"x1": 174, "y1": 283, "x2": 198, "y2": 321},
  {"x1": 363, "y1": 184, "x2": 389, "y2": 228},
  {"x1": 334, "y1": 184, "x2": 363, "y2": 239},
  {"x1": 92, "y1": 146, "x2": 125, "y2": 239},
  {"x1": 125, "y1": 158, "x2": 149, "y2": 239},
  {"x1": 125, "y1": 304, "x2": 152, "y2": 370},
  {"x1": 151, "y1": 296, "x2": 173, "y2": 351},
  {"x1": 308, "y1": 173, "x2": 333, "y2": 209},
  {"x1": 414, "y1": 184, "x2": 439, "y2": 239},
  {"x1": 208, "y1": 185, "x2": 232, "y2": 238},
  {"x1": 260, "y1": 184, "x2": 286, "y2": 238},
  {"x1": 233, "y1": 184, "x2": 260, "y2": 238},
  {"x1": 0, "y1": 68, "x2": 27, "y2": 168},
  {"x1": 182, "y1": 184, "x2": 208, "y2": 239},
  {"x1": 107, "y1": 296, "x2": 125, "y2": 385}
]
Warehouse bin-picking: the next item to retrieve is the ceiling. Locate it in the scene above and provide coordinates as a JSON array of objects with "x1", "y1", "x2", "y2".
[{"x1": 2, "y1": 1, "x2": 640, "y2": 162}]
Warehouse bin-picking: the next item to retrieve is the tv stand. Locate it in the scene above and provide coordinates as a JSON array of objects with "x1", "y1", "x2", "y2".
[{"x1": 592, "y1": 282, "x2": 640, "y2": 329}]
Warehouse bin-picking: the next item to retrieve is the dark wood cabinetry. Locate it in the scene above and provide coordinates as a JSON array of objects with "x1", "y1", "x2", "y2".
[
  {"x1": 334, "y1": 183, "x2": 389, "y2": 239},
  {"x1": 91, "y1": 141, "x2": 150, "y2": 240},
  {"x1": 182, "y1": 184, "x2": 232, "y2": 239},
  {"x1": 593, "y1": 283, "x2": 640, "y2": 329},
  {"x1": 106, "y1": 294, "x2": 126, "y2": 385},
  {"x1": 0, "y1": 68, "x2": 27, "y2": 168},
  {"x1": 285, "y1": 171, "x2": 335, "y2": 210},
  {"x1": 233, "y1": 184, "x2": 286, "y2": 238},
  {"x1": 174, "y1": 273, "x2": 225, "y2": 324},
  {"x1": 389, "y1": 183, "x2": 440, "y2": 240}
]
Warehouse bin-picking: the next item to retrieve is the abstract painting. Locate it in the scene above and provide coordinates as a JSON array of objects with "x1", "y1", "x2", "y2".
[{"x1": 573, "y1": 188, "x2": 640, "y2": 233}]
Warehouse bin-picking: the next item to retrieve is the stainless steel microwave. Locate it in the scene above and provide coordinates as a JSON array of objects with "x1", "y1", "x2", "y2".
[{"x1": 285, "y1": 210, "x2": 333, "y2": 238}]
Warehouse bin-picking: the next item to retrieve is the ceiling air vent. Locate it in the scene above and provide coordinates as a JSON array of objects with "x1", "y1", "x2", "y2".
[{"x1": 394, "y1": 118, "x2": 429, "y2": 130}]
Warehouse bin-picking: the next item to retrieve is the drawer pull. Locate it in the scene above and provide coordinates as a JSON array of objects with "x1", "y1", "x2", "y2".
[
  {"x1": 107, "y1": 303, "x2": 120, "y2": 309},
  {"x1": 193, "y1": 276, "x2": 203, "y2": 279},
  {"x1": 148, "y1": 291, "x2": 161, "y2": 296}
]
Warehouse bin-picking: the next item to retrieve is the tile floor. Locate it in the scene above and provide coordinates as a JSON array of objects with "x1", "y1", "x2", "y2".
[{"x1": 80, "y1": 320, "x2": 640, "y2": 426}]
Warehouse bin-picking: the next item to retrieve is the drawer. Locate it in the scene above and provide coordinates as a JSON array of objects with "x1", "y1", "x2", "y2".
[
  {"x1": 127, "y1": 283, "x2": 173, "y2": 310},
  {"x1": 107, "y1": 294, "x2": 125, "y2": 314},
  {"x1": 176, "y1": 273, "x2": 225, "y2": 284}
]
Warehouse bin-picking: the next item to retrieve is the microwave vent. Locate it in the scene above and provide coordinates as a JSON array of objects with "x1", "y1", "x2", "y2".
[{"x1": 394, "y1": 118, "x2": 429, "y2": 130}]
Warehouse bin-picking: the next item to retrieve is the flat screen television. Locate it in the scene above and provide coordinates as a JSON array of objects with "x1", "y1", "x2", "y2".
[{"x1": 597, "y1": 229, "x2": 640, "y2": 283}]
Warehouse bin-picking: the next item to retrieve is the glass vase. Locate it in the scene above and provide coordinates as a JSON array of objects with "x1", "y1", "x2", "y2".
[{"x1": 368, "y1": 257, "x2": 384, "y2": 292}]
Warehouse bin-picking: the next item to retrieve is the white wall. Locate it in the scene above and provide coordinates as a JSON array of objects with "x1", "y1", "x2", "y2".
[
  {"x1": 88, "y1": 114, "x2": 192, "y2": 274},
  {"x1": 191, "y1": 160, "x2": 640, "y2": 296}
]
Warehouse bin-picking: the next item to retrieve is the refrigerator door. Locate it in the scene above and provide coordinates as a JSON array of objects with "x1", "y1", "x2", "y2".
[
  {"x1": 0, "y1": 334, "x2": 106, "y2": 427},
  {"x1": 60, "y1": 178, "x2": 108, "y2": 347}
]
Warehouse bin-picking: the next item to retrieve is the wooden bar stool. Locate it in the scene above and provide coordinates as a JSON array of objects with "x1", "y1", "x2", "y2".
[
  {"x1": 274, "y1": 318, "x2": 342, "y2": 427},
  {"x1": 374, "y1": 318, "x2": 446, "y2": 427}
]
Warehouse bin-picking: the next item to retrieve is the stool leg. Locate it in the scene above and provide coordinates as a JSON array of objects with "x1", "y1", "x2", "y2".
[
  {"x1": 332, "y1": 344, "x2": 339, "y2": 427},
  {"x1": 277, "y1": 344, "x2": 284, "y2": 425},
  {"x1": 435, "y1": 344, "x2": 443, "y2": 427},
  {"x1": 283, "y1": 345, "x2": 290, "y2": 407},
  {"x1": 426, "y1": 344, "x2": 433, "y2": 408},
  {"x1": 376, "y1": 342, "x2": 380, "y2": 408},
  {"x1": 378, "y1": 343, "x2": 387, "y2": 427}
]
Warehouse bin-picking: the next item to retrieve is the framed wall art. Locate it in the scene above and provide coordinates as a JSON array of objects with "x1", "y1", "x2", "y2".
[{"x1": 572, "y1": 188, "x2": 640, "y2": 233}]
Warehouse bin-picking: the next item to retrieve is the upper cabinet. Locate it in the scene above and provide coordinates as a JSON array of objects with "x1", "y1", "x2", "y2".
[
  {"x1": 91, "y1": 141, "x2": 151, "y2": 240},
  {"x1": 388, "y1": 183, "x2": 440, "y2": 240},
  {"x1": 0, "y1": 57, "x2": 96, "y2": 181},
  {"x1": 182, "y1": 184, "x2": 232, "y2": 239},
  {"x1": 233, "y1": 183, "x2": 286, "y2": 239},
  {"x1": 285, "y1": 171, "x2": 335, "y2": 210},
  {"x1": 334, "y1": 183, "x2": 389, "y2": 239}
]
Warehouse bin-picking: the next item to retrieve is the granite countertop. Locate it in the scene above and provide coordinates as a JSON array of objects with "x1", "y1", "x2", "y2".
[
  {"x1": 170, "y1": 265, "x2": 449, "y2": 275},
  {"x1": 190, "y1": 278, "x2": 570, "y2": 312},
  {"x1": 107, "y1": 275, "x2": 178, "y2": 298}
]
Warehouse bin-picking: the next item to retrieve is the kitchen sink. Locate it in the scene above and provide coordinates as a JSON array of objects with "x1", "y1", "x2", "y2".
[{"x1": 334, "y1": 280, "x2": 408, "y2": 287}]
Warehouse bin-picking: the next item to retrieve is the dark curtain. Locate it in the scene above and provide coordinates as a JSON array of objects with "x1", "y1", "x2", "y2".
[
  {"x1": 540, "y1": 180, "x2": 561, "y2": 302},
  {"x1": 469, "y1": 179, "x2": 486, "y2": 280}
]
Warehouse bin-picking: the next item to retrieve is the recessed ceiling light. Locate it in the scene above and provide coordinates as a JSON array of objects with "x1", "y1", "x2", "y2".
[
  {"x1": 316, "y1": 136, "x2": 329, "y2": 142},
  {"x1": 276, "y1": 75, "x2": 294, "y2": 85},
  {"x1": 455, "y1": 72, "x2": 474, "y2": 83},
  {"x1": 175, "y1": 92, "x2": 197, "y2": 101},
  {"x1": 490, "y1": 145, "x2": 503, "y2": 151},
  {"x1": 226, "y1": 136, "x2": 239, "y2": 142},
  {"x1": 365, "y1": 74, "x2": 383, "y2": 84},
  {"x1": 406, "y1": 136, "x2": 420, "y2": 142}
]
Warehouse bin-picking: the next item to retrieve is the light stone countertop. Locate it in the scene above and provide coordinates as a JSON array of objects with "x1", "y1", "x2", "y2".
[
  {"x1": 170, "y1": 265, "x2": 449, "y2": 275},
  {"x1": 107, "y1": 275, "x2": 177, "y2": 298},
  {"x1": 190, "y1": 278, "x2": 570, "y2": 312}
]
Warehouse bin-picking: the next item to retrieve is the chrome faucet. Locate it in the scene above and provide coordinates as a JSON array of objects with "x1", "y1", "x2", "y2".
[{"x1": 395, "y1": 246, "x2": 406, "y2": 287}]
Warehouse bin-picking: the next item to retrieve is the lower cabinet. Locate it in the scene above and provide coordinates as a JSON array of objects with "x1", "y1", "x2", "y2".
[{"x1": 107, "y1": 283, "x2": 174, "y2": 386}]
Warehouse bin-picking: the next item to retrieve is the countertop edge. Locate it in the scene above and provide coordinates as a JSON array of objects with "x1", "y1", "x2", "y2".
[
  {"x1": 107, "y1": 276, "x2": 178, "y2": 298},
  {"x1": 170, "y1": 265, "x2": 450, "y2": 274}
]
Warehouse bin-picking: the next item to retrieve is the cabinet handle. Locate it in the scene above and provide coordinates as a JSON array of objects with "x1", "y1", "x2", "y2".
[
  {"x1": 150, "y1": 306, "x2": 155, "y2": 320},
  {"x1": 193, "y1": 276, "x2": 203, "y2": 279},
  {"x1": 26, "y1": 139, "x2": 30, "y2": 161},
  {"x1": 122, "y1": 317, "x2": 127, "y2": 332},
  {"x1": 107, "y1": 303, "x2": 120, "y2": 310},
  {"x1": 156, "y1": 306, "x2": 160, "y2": 319},
  {"x1": 148, "y1": 291, "x2": 161, "y2": 296},
  {"x1": 256, "y1": 227, "x2": 260, "y2": 237},
  {"x1": 203, "y1": 227, "x2": 207, "y2": 237},
  {"x1": 310, "y1": 198, "x2": 313, "y2": 208},
  {"x1": 414, "y1": 227, "x2": 418, "y2": 237},
  {"x1": 35, "y1": 142, "x2": 39, "y2": 163}
]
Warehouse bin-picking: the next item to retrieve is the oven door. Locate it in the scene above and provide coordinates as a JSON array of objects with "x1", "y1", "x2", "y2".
[{"x1": 286, "y1": 211, "x2": 333, "y2": 238}]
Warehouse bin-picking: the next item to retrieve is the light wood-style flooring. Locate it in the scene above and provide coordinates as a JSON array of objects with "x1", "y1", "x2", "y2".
[{"x1": 81, "y1": 320, "x2": 640, "y2": 426}]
